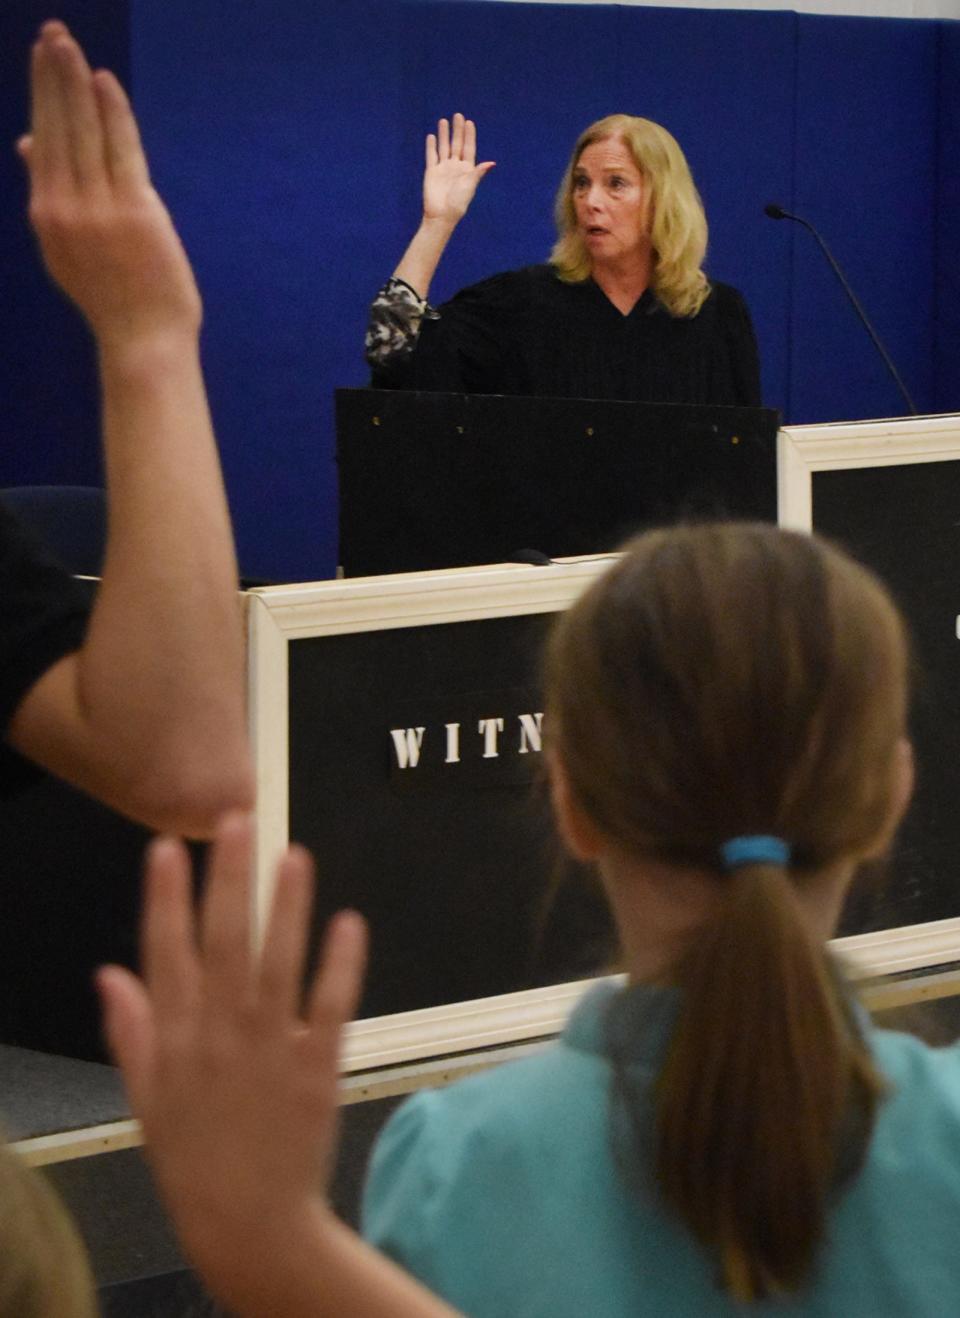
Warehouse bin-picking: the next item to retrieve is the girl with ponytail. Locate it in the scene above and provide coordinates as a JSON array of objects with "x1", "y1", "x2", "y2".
[{"x1": 363, "y1": 522, "x2": 960, "y2": 1316}]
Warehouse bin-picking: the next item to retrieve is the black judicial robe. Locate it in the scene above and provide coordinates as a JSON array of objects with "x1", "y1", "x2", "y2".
[{"x1": 372, "y1": 265, "x2": 761, "y2": 407}]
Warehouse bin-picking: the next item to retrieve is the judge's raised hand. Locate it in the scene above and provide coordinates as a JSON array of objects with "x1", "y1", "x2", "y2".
[
  {"x1": 98, "y1": 814, "x2": 369, "y2": 1311},
  {"x1": 422, "y1": 113, "x2": 495, "y2": 227},
  {"x1": 19, "y1": 21, "x2": 201, "y2": 354}
]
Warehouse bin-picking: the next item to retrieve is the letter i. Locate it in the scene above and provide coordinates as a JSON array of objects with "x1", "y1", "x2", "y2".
[{"x1": 445, "y1": 722, "x2": 461, "y2": 763}]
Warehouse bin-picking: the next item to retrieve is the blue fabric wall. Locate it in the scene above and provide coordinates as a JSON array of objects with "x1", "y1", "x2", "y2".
[
  {"x1": 792, "y1": 15, "x2": 939, "y2": 420},
  {"x1": 936, "y1": 22, "x2": 960, "y2": 414},
  {"x1": 1, "y1": 2, "x2": 956, "y2": 580},
  {"x1": 0, "y1": 2, "x2": 129, "y2": 487}
]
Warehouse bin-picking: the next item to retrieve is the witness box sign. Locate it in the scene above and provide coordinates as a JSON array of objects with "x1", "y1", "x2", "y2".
[
  {"x1": 248, "y1": 500, "x2": 960, "y2": 1074},
  {"x1": 247, "y1": 559, "x2": 616, "y2": 1069},
  {"x1": 779, "y1": 413, "x2": 960, "y2": 951}
]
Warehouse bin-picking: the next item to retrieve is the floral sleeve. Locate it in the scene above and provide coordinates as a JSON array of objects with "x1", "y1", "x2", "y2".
[{"x1": 364, "y1": 277, "x2": 441, "y2": 367}]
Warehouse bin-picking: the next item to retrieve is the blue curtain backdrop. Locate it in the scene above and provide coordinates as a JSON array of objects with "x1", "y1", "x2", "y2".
[
  {"x1": 936, "y1": 22, "x2": 960, "y2": 413},
  {"x1": 1, "y1": 1, "x2": 956, "y2": 580},
  {"x1": 0, "y1": 1, "x2": 129, "y2": 489}
]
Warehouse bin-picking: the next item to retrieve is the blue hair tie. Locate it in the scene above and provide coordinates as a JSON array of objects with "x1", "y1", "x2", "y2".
[{"x1": 719, "y1": 834, "x2": 791, "y2": 870}]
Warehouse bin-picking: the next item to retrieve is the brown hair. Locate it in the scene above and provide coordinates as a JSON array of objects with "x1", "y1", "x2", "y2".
[
  {"x1": 545, "y1": 523, "x2": 908, "y2": 1302},
  {"x1": 550, "y1": 114, "x2": 709, "y2": 318},
  {"x1": 0, "y1": 1141, "x2": 96, "y2": 1317}
]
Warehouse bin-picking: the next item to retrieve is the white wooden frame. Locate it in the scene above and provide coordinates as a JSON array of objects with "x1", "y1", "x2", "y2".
[
  {"x1": 774, "y1": 410, "x2": 960, "y2": 1001},
  {"x1": 249, "y1": 423, "x2": 960, "y2": 1073},
  {"x1": 246, "y1": 555, "x2": 616, "y2": 1067},
  {"x1": 778, "y1": 411, "x2": 960, "y2": 528},
  {"x1": 337, "y1": 917, "x2": 960, "y2": 1072}
]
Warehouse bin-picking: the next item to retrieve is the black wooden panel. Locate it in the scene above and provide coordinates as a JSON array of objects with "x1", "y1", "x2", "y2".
[
  {"x1": 337, "y1": 389, "x2": 779, "y2": 576},
  {"x1": 814, "y1": 460, "x2": 960, "y2": 933},
  {"x1": 289, "y1": 611, "x2": 613, "y2": 1019}
]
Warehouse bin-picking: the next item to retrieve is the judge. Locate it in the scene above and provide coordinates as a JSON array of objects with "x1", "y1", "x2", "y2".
[{"x1": 366, "y1": 113, "x2": 760, "y2": 407}]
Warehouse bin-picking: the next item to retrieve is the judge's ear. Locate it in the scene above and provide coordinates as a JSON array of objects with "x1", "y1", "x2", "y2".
[{"x1": 547, "y1": 750, "x2": 605, "y2": 861}]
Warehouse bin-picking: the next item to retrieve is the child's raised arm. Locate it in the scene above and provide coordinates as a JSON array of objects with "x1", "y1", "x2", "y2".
[{"x1": 98, "y1": 813, "x2": 461, "y2": 1318}]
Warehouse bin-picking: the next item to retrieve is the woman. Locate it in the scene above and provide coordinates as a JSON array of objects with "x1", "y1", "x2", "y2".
[{"x1": 366, "y1": 114, "x2": 760, "y2": 405}]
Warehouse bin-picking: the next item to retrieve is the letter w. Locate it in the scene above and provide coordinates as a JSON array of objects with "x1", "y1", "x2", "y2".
[{"x1": 390, "y1": 727, "x2": 426, "y2": 769}]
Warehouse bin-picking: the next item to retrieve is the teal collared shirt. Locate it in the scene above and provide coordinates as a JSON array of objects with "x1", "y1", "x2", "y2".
[{"x1": 363, "y1": 981, "x2": 960, "y2": 1317}]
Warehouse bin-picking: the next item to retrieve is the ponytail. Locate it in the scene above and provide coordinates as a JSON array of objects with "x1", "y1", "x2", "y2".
[
  {"x1": 653, "y1": 862, "x2": 884, "y2": 1302},
  {"x1": 546, "y1": 524, "x2": 910, "y2": 1302}
]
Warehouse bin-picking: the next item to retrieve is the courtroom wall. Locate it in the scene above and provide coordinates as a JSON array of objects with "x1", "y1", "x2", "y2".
[{"x1": 1, "y1": 1, "x2": 955, "y2": 580}]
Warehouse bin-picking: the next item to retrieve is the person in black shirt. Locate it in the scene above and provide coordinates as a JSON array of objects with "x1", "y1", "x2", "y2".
[
  {"x1": 2, "y1": 21, "x2": 252, "y2": 835},
  {"x1": 366, "y1": 113, "x2": 760, "y2": 407},
  {"x1": 0, "y1": 20, "x2": 257, "y2": 1063},
  {"x1": 0, "y1": 504, "x2": 89, "y2": 800}
]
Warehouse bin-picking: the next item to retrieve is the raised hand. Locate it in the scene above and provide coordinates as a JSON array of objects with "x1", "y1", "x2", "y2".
[
  {"x1": 19, "y1": 21, "x2": 201, "y2": 354},
  {"x1": 422, "y1": 113, "x2": 495, "y2": 227},
  {"x1": 98, "y1": 814, "x2": 369, "y2": 1304}
]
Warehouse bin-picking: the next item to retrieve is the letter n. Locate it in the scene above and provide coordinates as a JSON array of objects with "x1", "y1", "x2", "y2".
[{"x1": 518, "y1": 712, "x2": 544, "y2": 755}]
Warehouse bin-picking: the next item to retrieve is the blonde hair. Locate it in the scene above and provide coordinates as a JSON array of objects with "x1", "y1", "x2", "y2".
[
  {"x1": 550, "y1": 114, "x2": 709, "y2": 318},
  {"x1": 0, "y1": 1142, "x2": 96, "y2": 1317},
  {"x1": 545, "y1": 523, "x2": 908, "y2": 1302}
]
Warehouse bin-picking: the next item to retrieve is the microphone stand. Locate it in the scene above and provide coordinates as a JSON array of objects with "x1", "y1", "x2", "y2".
[{"x1": 765, "y1": 203, "x2": 918, "y2": 416}]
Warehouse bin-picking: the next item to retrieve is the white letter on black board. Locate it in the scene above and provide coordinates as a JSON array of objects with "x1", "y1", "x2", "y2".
[
  {"x1": 478, "y1": 718, "x2": 504, "y2": 759},
  {"x1": 445, "y1": 722, "x2": 461, "y2": 763},
  {"x1": 390, "y1": 727, "x2": 426, "y2": 769},
  {"x1": 518, "y1": 712, "x2": 544, "y2": 755}
]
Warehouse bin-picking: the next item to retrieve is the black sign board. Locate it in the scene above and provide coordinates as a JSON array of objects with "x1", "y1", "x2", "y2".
[
  {"x1": 814, "y1": 459, "x2": 960, "y2": 936},
  {"x1": 288, "y1": 610, "x2": 612, "y2": 1019},
  {"x1": 336, "y1": 389, "x2": 780, "y2": 576}
]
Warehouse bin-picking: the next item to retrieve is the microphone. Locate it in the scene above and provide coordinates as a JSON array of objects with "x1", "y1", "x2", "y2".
[
  {"x1": 507, "y1": 548, "x2": 554, "y2": 566},
  {"x1": 764, "y1": 202, "x2": 917, "y2": 415}
]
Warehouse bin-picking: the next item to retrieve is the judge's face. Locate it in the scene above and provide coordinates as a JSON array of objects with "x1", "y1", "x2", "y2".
[{"x1": 572, "y1": 137, "x2": 652, "y2": 266}]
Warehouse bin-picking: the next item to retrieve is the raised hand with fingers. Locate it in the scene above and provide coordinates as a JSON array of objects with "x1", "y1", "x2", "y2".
[
  {"x1": 99, "y1": 817, "x2": 458, "y2": 1317},
  {"x1": 389, "y1": 112, "x2": 495, "y2": 301},
  {"x1": 19, "y1": 20, "x2": 201, "y2": 353},
  {"x1": 422, "y1": 113, "x2": 495, "y2": 227},
  {"x1": 99, "y1": 813, "x2": 366, "y2": 1296}
]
